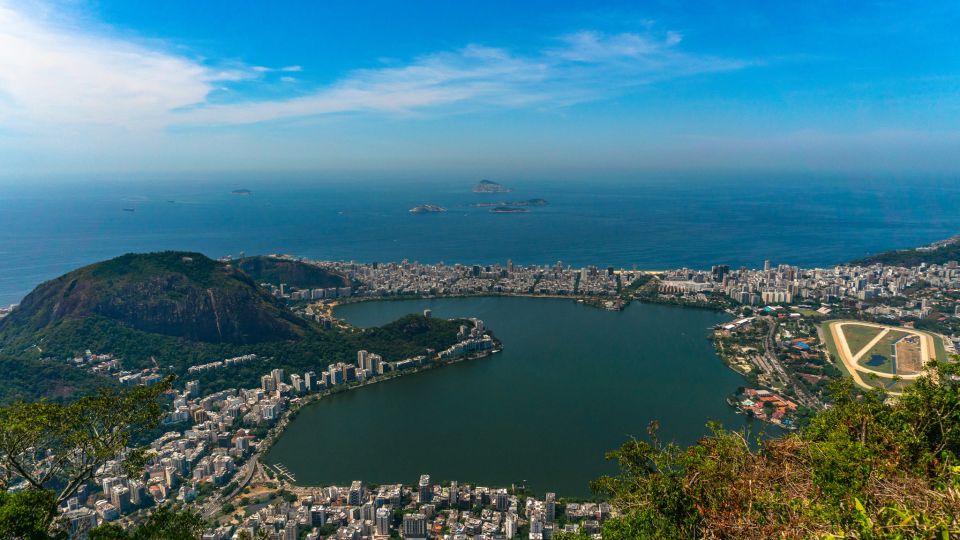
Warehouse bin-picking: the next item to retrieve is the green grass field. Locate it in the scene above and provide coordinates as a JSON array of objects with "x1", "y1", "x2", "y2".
[
  {"x1": 856, "y1": 330, "x2": 909, "y2": 374},
  {"x1": 934, "y1": 336, "x2": 948, "y2": 362},
  {"x1": 840, "y1": 324, "x2": 884, "y2": 357}
]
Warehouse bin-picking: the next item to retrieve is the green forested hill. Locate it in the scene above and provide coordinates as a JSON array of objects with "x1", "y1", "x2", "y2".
[
  {"x1": 0, "y1": 251, "x2": 308, "y2": 345},
  {"x1": 235, "y1": 255, "x2": 350, "y2": 289},
  {"x1": 850, "y1": 238, "x2": 960, "y2": 267},
  {"x1": 0, "y1": 252, "x2": 467, "y2": 403}
]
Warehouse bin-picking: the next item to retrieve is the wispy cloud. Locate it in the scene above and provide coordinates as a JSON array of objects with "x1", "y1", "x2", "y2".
[
  {"x1": 0, "y1": 1, "x2": 749, "y2": 132},
  {"x1": 252, "y1": 65, "x2": 303, "y2": 73},
  {"x1": 179, "y1": 31, "x2": 749, "y2": 126},
  {"x1": 0, "y1": 2, "x2": 248, "y2": 131}
]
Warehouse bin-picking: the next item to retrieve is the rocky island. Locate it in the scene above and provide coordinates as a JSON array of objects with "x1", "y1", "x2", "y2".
[
  {"x1": 471, "y1": 198, "x2": 548, "y2": 208},
  {"x1": 472, "y1": 179, "x2": 511, "y2": 193},
  {"x1": 490, "y1": 206, "x2": 528, "y2": 213},
  {"x1": 409, "y1": 204, "x2": 447, "y2": 213}
]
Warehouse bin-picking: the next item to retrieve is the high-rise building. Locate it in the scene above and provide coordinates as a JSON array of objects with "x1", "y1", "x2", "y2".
[
  {"x1": 357, "y1": 350, "x2": 369, "y2": 372},
  {"x1": 305, "y1": 371, "x2": 316, "y2": 391},
  {"x1": 402, "y1": 513, "x2": 427, "y2": 540},
  {"x1": 110, "y1": 486, "x2": 131, "y2": 513},
  {"x1": 361, "y1": 501, "x2": 375, "y2": 521},
  {"x1": 545, "y1": 492, "x2": 556, "y2": 523},
  {"x1": 328, "y1": 363, "x2": 343, "y2": 385},
  {"x1": 505, "y1": 512, "x2": 517, "y2": 539},
  {"x1": 261, "y1": 374, "x2": 276, "y2": 393},
  {"x1": 763, "y1": 259, "x2": 771, "y2": 272},
  {"x1": 449, "y1": 480, "x2": 458, "y2": 507},
  {"x1": 376, "y1": 507, "x2": 391, "y2": 536},
  {"x1": 495, "y1": 489, "x2": 509, "y2": 511},
  {"x1": 418, "y1": 474, "x2": 431, "y2": 503},
  {"x1": 310, "y1": 505, "x2": 327, "y2": 527},
  {"x1": 349, "y1": 480, "x2": 364, "y2": 505},
  {"x1": 271, "y1": 368, "x2": 285, "y2": 389}
]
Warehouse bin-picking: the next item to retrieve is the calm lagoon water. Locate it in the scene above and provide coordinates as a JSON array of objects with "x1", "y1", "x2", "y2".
[{"x1": 265, "y1": 296, "x2": 756, "y2": 496}]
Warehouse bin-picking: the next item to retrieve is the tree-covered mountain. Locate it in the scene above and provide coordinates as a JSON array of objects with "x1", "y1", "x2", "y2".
[
  {"x1": 850, "y1": 236, "x2": 960, "y2": 267},
  {"x1": 235, "y1": 255, "x2": 350, "y2": 289},
  {"x1": 0, "y1": 252, "x2": 308, "y2": 345},
  {"x1": 0, "y1": 252, "x2": 470, "y2": 403}
]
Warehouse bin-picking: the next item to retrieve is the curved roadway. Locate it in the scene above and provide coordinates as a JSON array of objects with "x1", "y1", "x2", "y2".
[{"x1": 827, "y1": 320, "x2": 936, "y2": 394}]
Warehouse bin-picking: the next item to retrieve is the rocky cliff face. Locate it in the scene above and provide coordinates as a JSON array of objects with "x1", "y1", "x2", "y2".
[{"x1": 0, "y1": 252, "x2": 308, "y2": 344}]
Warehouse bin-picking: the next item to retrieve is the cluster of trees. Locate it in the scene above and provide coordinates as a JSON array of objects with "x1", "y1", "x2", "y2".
[
  {"x1": 559, "y1": 361, "x2": 960, "y2": 539},
  {"x1": 0, "y1": 313, "x2": 467, "y2": 403},
  {"x1": 0, "y1": 377, "x2": 205, "y2": 539},
  {"x1": 851, "y1": 241, "x2": 960, "y2": 268}
]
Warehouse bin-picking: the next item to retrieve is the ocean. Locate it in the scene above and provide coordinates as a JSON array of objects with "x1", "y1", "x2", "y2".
[{"x1": 2, "y1": 174, "x2": 959, "y2": 306}]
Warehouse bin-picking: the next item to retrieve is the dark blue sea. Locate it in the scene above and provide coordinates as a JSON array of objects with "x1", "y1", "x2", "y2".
[{"x1": 2, "y1": 174, "x2": 959, "y2": 306}]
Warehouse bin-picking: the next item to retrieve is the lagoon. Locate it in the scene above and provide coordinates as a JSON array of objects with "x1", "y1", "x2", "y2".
[{"x1": 266, "y1": 297, "x2": 756, "y2": 496}]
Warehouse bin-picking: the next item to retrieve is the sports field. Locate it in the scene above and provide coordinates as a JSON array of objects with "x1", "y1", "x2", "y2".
[{"x1": 822, "y1": 320, "x2": 942, "y2": 394}]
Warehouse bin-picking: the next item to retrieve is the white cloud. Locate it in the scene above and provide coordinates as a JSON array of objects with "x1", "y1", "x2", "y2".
[
  {"x1": 177, "y1": 32, "x2": 748, "y2": 126},
  {"x1": 0, "y1": 2, "x2": 748, "y2": 133},
  {"x1": 0, "y1": 2, "x2": 244, "y2": 131}
]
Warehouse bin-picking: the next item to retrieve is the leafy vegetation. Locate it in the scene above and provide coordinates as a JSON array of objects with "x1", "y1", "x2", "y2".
[
  {"x1": 559, "y1": 361, "x2": 960, "y2": 539},
  {"x1": 88, "y1": 505, "x2": 205, "y2": 540},
  {"x1": 851, "y1": 240, "x2": 960, "y2": 267},
  {"x1": 0, "y1": 310, "x2": 465, "y2": 402},
  {"x1": 0, "y1": 250, "x2": 471, "y2": 402},
  {"x1": 0, "y1": 355, "x2": 107, "y2": 403},
  {"x1": 0, "y1": 379, "x2": 178, "y2": 538},
  {"x1": 235, "y1": 256, "x2": 349, "y2": 289}
]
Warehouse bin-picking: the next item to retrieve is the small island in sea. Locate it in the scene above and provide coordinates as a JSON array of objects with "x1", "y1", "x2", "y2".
[
  {"x1": 470, "y1": 199, "x2": 548, "y2": 208},
  {"x1": 471, "y1": 198, "x2": 548, "y2": 208},
  {"x1": 517, "y1": 198, "x2": 548, "y2": 206},
  {"x1": 231, "y1": 189, "x2": 252, "y2": 195},
  {"x1": 409, "y1": 204, "x2": 447, "y2": 214},
  {"x1": 490, "y1": 206, "x2": 528, "y2": 213},
  {"x1": 473, "y1": 179, "x2": 511, "y2": 193}
]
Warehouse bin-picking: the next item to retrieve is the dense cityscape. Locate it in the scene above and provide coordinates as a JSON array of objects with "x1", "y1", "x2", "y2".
[{"x1": 3, "y1": 232, "x2": 960, "y2": 537}]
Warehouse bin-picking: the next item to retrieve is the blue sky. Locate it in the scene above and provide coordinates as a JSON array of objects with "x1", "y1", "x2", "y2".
[{"x1": 0, "y1": 0, "x2": 958, "y2": 178}]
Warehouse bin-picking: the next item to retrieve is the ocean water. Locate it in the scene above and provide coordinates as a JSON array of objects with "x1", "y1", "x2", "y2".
[{"x1": 2, "y1": 174, "x2": 960, "y2": 306}]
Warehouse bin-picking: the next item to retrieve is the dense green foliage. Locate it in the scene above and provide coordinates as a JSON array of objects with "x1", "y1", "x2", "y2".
[
  {"x1": 559, "y1": 362, "x2": 960, "y2": 539},
  {"x1": 0, "y1": 311, "x2": 465, "y2": 402},
  {"x1": 0, "y1": 251, "x2": 308, "y2": 345},
  {"x1": 235, "y1": 256, "x2": 349, "y2": 289},
  {"x1": 0, "y1": 355, "x2": 106, "y2": 403},
  {"x1": 0, "y1": 251, "x2": 469, "y2": 402},
  {"x1": 0, "y1": 381, "x2": 173, "y2": 538},
  {"x1": 851, "y1": 240, "x2": 960, "y2": 267},
  {"x1": 0, "y1": 490, "x2": 56, "y2": 540},
  {"x1": 89, "y1": 506, "x2": 205, "y2": 540}
]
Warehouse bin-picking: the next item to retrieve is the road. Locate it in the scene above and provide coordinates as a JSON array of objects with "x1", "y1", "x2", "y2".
[
  {"x1": 761, "y1": 317, "x2": 820, "y2": 408},
  {"x1": 201, "y1": 456, "x2": 264, "y2": 519},
  {"x1": 826, "y1": 320, "x2": 936, "y2": 395}
]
